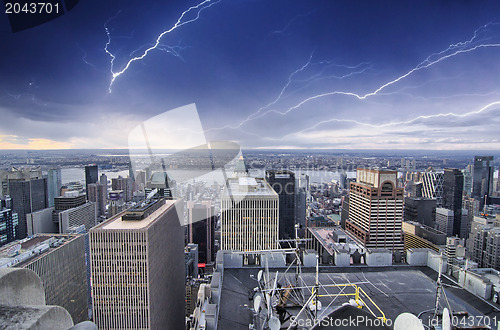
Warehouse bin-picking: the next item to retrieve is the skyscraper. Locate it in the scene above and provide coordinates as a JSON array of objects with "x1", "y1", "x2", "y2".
[
  {"x1": 295, "y1": 173, "x2": 309, "y2": 230},
  {"x1": 403, "y1": 197, "x2": 436, "y2": 227},
  {"x1": 345, "y1": 168, "x2": 404, "y2": 252},
  {"x1": 472, "y1": 156, "x2": 494, "y2": 209},
  {"x1": 0, "y1": 197, "x2": 18, "y2": 246},
  {"x1": 47, "y1": 168, "x2": 62, "y2": 207},
  {"x1": 266, "y1": 170, "x2": 295, "y2": 240},
  {"x1": 442, "y1": 168, "x2": 464, "y2": 237},
  {"x1": 90, "y1": 198, "x2": 184, "y2": 329},
  {"x1": 112, "y1": 176, "x2": 132, "y2": 202},
  {"x1": 85, "y1": 165, "x2": 98, "y2": 200},
  {"x1": 421, "y1": 170, "x2": 444, "y2": 206},
  {"x1": 88, "y1": 183, "x2": 107, "y2": 217},
  {"x1": 9, "y1": 177, "x2": 48, "y2": 240},
  {"x1": 187, "y1": 201, "x2": 215, "y2": 264},
  {"x1": 221, "y1": 177, "x2": 279, "y2": 251}
]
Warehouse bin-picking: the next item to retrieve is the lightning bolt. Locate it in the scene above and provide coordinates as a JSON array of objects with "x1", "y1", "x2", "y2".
[
  {"x1": 105, "y1": 0, "x2": 219, "y2": 92},
  {"x1": 207, "y1": 53, "x2": 371, "y2": 131},
  {"x1": 212, "y1": 22, "x2": 500, "y2": 132},
  {"x1": 291, "y1": 101, "x2": 500, "y2": 136},
  {"x1": 271, "y1": 9, "x2": 316, "y2": 35}
]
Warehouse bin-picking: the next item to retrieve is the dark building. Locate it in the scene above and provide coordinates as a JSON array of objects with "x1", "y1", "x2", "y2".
[
  {"x1": 84, "y1": 165, "x2": 98, "y2": 200},
  {"x1": 54, "y1": 193, "x2": 86, "y2": 211},
  {"x1": 266, "y1": 170, "x2": 295, "y2": 240},
  {"x1": 0, "y1": 197, "x2": 18, "y2": 246},
  {"x1": 295, "y1": 173, "x2": 309, "y2": 231},
  {"x1": 187, "y1": 201, "x2": 215, "y2": 264},
  {"x1": 9, "y1": 178, "x2": 48, "y2": 240},
  {"x1": 404, "y1": 197, "x2": 436, "y2": 227},
  {"x1": 442, "y1": 168, "x2": 464, "y2": 237},
  {"x1": 111, "y1": 176, "x2": 132, "y2": 202},
  {"x1": 87, "y1": 183, "x2": 107, "y2": 217},
  {"x1": 472, "y1": 156, "x2": 494, "y2": 209},
  {"x1": 340, "y1": 195, "x2": 349, "y2": 229}
]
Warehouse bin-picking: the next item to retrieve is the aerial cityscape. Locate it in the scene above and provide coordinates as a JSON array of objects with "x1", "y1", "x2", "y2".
[{"x1": 1, "y1": 1, "x2": 500, "y2": 329}]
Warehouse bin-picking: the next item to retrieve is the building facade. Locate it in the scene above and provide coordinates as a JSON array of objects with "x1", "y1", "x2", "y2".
[
  {"x1": 9, "y1": 177, "x2": 48, "y2": 240},
  {"x1": 88, "y1": 183, "x2": 108, "y2": 217},
  {"x1": 220, "y1": 177, "x2": 279, "y2": 251},
  {"x1": 85, "y1": 165, "x2": 98, "y2": 200},
  {"x1": 442, "y1": 168, "x2": 464, "y2": 237},
  {"x1": 472, "y1": 156, "x2": 494, "y2": 209},
  {"x1": 421, "y1": 171, "x2": 444, "y2": 207},
  {"x1": 345, "y1": 168, "x2": 404, "y2": 252},
  {"x1": 403, "y1": 197, "x2": 436, "y2": 227},
  {"x1": 0, "y1": 234, "x2": 88, "y2": 323},
  {"x1": 0, "y1": 197, "x2": 18, "y2": 246},
  {"x1": 90, "y1": 199, "x2": 184, "y2": 329},
  {"x1": 187, "y1": 201, "x2": 215, "y2": 264},
  {"x1": 266, "y1": 170, "x2": 295, "y2": 240}
]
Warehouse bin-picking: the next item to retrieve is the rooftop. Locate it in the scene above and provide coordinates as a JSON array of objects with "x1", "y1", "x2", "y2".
[
  {"x1": 222, "y1": 178, "x2": 277, "y2": 197},
  {"x1": 218, "y1": 266, "x2": 499, "y2": 329},
  {"x1": 0, "y1": 234, "x2": 80, "y2": 268},
  {"x1": 93, "y1": 199, "x2": 177, "y2": 230}
]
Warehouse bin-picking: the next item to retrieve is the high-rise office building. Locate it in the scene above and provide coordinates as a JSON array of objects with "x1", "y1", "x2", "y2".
[
  {"x1": 221, "y1": 177, "x2": 279, "y2": 251},
  {"x1": 85, "y1": 165, "x2": 98, "y2": 200},
  {"x1": 47, "y1": 168, "x2": 62, "y2": 207},
  {"x1": 90, "y1": 198, "x2": 184, "y2": 329},
  {"x1": 54, "y1": 191, "x2": 86, "y2": 210},
  {"x1": 56, "y1": 201, "x2": 97, "y2": 233},
  {"x1": 112, "y1": 176, "x2": 133, "y2": 202},
  {"x1": 99, "y1": 173, "x2": 107, "y2": 187},
  {"x1": 266, "y1": 170, "x2": 295, "y2": 240},
  {"x1": 421, "y1": 170, "x2": 444, "y2": 207},
  {"x1": 0, "y1": 234, "x2": 88, "y2": 323},
  {"x1": 462, "y1": 168, "x2": 473, "y2": 196},
  {"x1": 403, "y1": 197, "x2": 436, "y2": 227},
  {"x1": 88, "y1": 183, "x2": 107, "y2": 217},
  {"x1": 9, "y1": 177, "x2": 48, "y2": 240},
  {"x1": 108, "y1": 190, "x2": 125, "y2": 217},
  {"x1": 442, "y1": 168, "x2": 464, "y2": 237},
  {"x1": 0, "y1": 197, "x2": 18, "y2": 246},
  {"x1": 295, "y1": 173, "x2": 309, "y2": 231},
  {"x1": 466, "y1": 216, "x2": 500, "y2": 271},
  {"x1": 345, "y1": 168, "x2": 404, "y2": 252},
  {"x1": 187, "y1": 201, "x2": 215, "y2": 264},
  {"x1": 472, "y1": 156, "x2": 494, "y2": 209},
  {"x1": 435, "y1": 208, "x2": 454, "y2": 236}
]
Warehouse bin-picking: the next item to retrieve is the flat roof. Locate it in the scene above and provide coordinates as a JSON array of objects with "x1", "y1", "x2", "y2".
[
  {"x1": 218, "y1": 267, "x2": 500, "y2": 330},
  {"x1": 222, "y1": 178, "x2": 277, "y2": 197},
  {"x1": 95, "y1": 199, "x2": 177, "y2": 230},
  {"x1": 0, "y1": 234, "x2": 80, "y2": 268}
]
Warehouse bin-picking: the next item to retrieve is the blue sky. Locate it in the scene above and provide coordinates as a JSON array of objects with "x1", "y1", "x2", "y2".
[{"x1": 1, "y1": 0, "x2": 500, "y2": 150}]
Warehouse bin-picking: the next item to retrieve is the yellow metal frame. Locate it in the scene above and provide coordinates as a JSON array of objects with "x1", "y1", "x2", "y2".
[{"x1": 315, "y1": 283, "x2": 387, "y2": 322}]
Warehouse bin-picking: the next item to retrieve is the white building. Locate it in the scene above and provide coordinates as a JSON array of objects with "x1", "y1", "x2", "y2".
[
  {"x1": 220, "y1": 177, "x2": 278, "y2": 251},
  {"x1": 89, "y1": 198, "x2": 184, "y2": 329}
]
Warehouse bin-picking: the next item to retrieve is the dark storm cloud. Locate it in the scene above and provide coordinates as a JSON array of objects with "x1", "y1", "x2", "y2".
[{"x1": 1, "y1": 0, "x2": 500, "y2": 149}]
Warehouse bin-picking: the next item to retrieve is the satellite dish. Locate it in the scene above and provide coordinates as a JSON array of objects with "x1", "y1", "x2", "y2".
[
  {"x1": 394, "y1": 313, "x2": 424, "y2": 330},
  {"x1": 268, "y1": 316, "x2": 281, "y2": 330},
  {"x1": 257, "y1": 270, "x2": 263, "y2": 282},
  {"x1": 442, "y1": 308, "x2": 451, "y2": 330},
  {"x1": 253, "y1": 295, "x2": 262, "y2": 313}
]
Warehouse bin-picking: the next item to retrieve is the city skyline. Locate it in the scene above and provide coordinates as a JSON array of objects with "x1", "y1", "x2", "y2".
[{"x1": 1, "y1": 1, "x2": 500, "y2": 150}]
